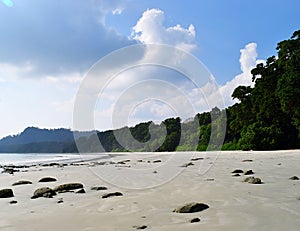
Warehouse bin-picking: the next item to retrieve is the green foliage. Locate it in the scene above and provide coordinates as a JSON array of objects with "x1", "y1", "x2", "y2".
[
  {"x1": 228, "y1": 30, "x2": 300, "y2": 150},
  {"x1": 221, "y1": 141, "x2": 239, "y2": 150}
]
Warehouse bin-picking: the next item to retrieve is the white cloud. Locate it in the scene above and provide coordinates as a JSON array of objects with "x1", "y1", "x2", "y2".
[
  {"x1": 112, "y1": 8, "x2": 123, "y2": 15},
  {"x1": 131, "y1": 9, "x2": 196, "y2": 52},
  {"x1": 44, "y1": 72, "x2": 84, "y2": 86},
  {"x1": 180, "y1": 43, "x2": 264, "y2": 113},
  {"x1": 240, "y1": 43, "x2": 258, "y2": 74},
  {"x1": 218, "y1": 42, "x2": 264, "y2": 106},
  {"x1": 0, "y1": 62, "x2": 34, "y2": 82}
]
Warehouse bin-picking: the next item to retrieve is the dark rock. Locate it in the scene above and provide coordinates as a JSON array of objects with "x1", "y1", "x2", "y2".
[
  {"x1": 190, "y1": 157, "x2": 204, "y2": 161},
  {"x1": 244, "y1": 170, "x2": 254, "y2": 175},
  {"x1": 153, "y1": 160, "x2": 162, "y2": 163},
  {"x1": 57, "y1": 198, "x2": 64, "y2": 204},
  {"x1": 190, "y1": 217, "x2": 200, "y2": 223},
  {"x1": 102, "y1": 192, "x2": 123, "y2": 199},
  {"x1": 173, "y1": 202, "x2": 209, "y2": 213},
  {"x1": 243, "y1": 177, "x2": 262, "y2": 184},
  {"x1": 232, "y1": 169, "x2": 243, "y2": 174},
  {"x1": 49, "y1": 163, "x2": 60, "y2": 167},
  {"x1": 2, "y1": 168, "x2": 19, "y2": 175},
  {"x1": 40, "y1": 163, "x2": 50, "y2": 167},
  {"x1": 12, "y1": 180, "x2": 32, "y2": 186},
  {"x1": 76, "y1": 188, "x2": 86, "y2": 194},
  {"x1": 91, "y1": 186, "x2": 108, "y2": 191},
  {"x1": 9, "y1": 200, "x2": 18, "y2": 204},
  {"x1": 289, "y1": 176, "x2": 299, "y2": 180},
  {"x1": 53, "y1": 183, "x2": 84, "y2": 192},
  {"x1": 180, "y1": 162, "x2": 194, "y2": 167},
  {"x1": 134, "y1": 225, "x2": 147, "y2": 230},
  {"x1": 153, "y1": 170, "x2": 158, "y2": 174},
  {"x1": 38, "y1": 177, "x2": 57, "y2": 182},
  {"x1": 242, "y1": 159, "x2": 253, "y2": 162},
  {"x1": 31, "y1": 187, "x2": 56, "y2": 199},
  {"x1": 232, "y1": 173, "x2": 241, "y2": 177},
  {"x1": 205, "y1": 178, "x2": 214, "y2": 181},
  {"x1": 0, "y1": 189, "x2": 14, "y2": 198}
]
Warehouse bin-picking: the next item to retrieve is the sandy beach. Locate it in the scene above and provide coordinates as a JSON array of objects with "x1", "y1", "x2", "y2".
[{"x1": 0, "y1": 150, "x2": 300, "y2": 231}]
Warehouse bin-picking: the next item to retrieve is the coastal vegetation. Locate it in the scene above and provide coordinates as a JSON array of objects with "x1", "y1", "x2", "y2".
[{"x1": 0, "y1": 30, "x2": 299, "y2": 153}]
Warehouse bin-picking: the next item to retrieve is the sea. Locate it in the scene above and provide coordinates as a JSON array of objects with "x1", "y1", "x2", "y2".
[{"x1": 0, "y1": 153, "x2": 110, "y2": 169}]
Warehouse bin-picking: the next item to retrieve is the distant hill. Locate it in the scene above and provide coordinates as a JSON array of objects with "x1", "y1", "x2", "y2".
[{"x1": 0, "y1": 127, "x2": 95, "y2": 153}]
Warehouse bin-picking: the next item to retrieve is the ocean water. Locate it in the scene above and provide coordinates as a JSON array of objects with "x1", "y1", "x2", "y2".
[{"x1": 0, "y1": 153, "x2": 105, "y2": 166}]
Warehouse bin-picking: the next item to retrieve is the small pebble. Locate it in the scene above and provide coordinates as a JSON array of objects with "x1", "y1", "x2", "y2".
[
  {"x1": 9, "y1": 200, "x2": 18, "y2": 204},
  {"x1": 190, "y1": 217, "x2": 200, "y2": 223},
  {"x1": 133, "y1": 225, "x2": 147, "y2": 230}
]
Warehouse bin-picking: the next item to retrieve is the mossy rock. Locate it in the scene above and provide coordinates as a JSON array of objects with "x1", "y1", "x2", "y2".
[
  {"x1": 31, "y1": 187, "x2": 56, "y2": 199},
  {"x1": 0, "y1": 189, "x2": 14, "y2": 198},
  {"x1": 173, "y1": 202, "x2": 209, "y2": 213},
  {"x1": 243, "y1": 177, "x2": 262, "y2": 184},
  {"x1": 54, "y1": 183, "x2": 84, "y2": 192}
]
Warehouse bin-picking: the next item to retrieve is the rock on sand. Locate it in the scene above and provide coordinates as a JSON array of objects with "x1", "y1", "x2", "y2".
[
  {"x1": 0, "y1": 189, "x2": 14, "y2": 198},
  {"x1": 53, "y1": 183, "x2": 84, "y2": 192},
  {"x1": 31, "y1": 187, "x2": 56, "y2": 199},
  {"x1": 173, "y1": 202, "x2": 209, "y2": 213}
]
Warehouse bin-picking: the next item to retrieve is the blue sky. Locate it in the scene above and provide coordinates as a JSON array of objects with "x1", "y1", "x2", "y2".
[{"x1": 0, "y1": 0, "x2": 299, "y2": 138}]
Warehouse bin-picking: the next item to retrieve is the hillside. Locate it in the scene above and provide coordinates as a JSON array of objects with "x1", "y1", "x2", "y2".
[{"x1": 0, "y1": 127, "x2": 94, "y2": 153}]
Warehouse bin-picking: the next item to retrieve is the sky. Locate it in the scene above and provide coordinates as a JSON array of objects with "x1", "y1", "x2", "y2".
[{"x1": 0, "y1": 0, "x2": 299, "y2": 138}]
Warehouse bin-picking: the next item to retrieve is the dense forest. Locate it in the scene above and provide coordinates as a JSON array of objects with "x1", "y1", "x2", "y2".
[
  {"x1": 227, "y1": 30, "x2": 300, "y2": 150},
  {"x1": 0, "y1": 30, "x2": 299, "y2": 153},
  {"x1": 65, "y1": 30, "x2": 300, "y2": 152}
]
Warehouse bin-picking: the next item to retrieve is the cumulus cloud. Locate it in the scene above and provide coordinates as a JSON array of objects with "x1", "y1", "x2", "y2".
[
  {"x1": 131, "y1": 9, "x2": 196, "y2": 52},
  {"x1": 240, "y1": 43, "x2": 259, "y2": 74},
  {"x1": 179, "y1": 43, "x2": 264, "y2": 114},
  {"x1": 218, "y1": 42, "x2": 264, "y2": 106}
]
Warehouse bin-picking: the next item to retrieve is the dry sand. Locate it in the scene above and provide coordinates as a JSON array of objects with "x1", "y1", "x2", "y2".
[{"x1": 0, "y1": 150, "x2": 300, "y2": 231}]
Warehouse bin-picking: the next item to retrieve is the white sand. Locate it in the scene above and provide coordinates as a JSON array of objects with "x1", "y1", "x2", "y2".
[{"x1": 0, "y1": 150, "x2": 300, "y2": 231}]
